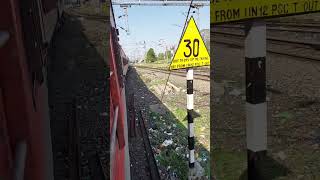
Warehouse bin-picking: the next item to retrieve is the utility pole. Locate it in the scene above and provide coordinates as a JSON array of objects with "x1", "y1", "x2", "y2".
[
  {"x1": 195, "y1": 6, "x2": 200, "y2": 28},
  {"x1": 124, "y1": 7, "x2": 129, "y2": 35},
  {"x1": 143, "y1": 41, "x2": 146, "y2": 63},
  {"x1": 159, "y1": 39, "x2": 168, "y2": 62}
]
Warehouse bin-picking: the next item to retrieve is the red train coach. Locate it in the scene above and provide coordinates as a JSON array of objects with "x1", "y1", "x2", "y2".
[
  {"x1": 1, "y1": 0, "x2": 131, "y2": 178},
  {"x1": 120, "y1": 46, "x2": 130, "y2": 76},
  {"x1": 0, "y1": 0, "x2": 64, "y2": 179},
  {"x1": 109, "y1": 0, "x2": 131, "y2": 179}
]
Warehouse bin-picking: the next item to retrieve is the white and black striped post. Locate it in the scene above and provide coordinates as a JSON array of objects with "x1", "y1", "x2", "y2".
[
  {"x1": 245, "y1": 20, "x2": 267, "y2": 179},
  {"x1": 187, "y1": 68, "x2": 195, "y2": 169}
]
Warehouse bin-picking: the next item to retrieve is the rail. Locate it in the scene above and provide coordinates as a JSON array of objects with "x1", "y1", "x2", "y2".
[
  {"x1": 138, "y1": 110, "x2": 160, "y2": 180},
  {"x1": 212, "y1": 31, "x2": 320, "y2": 61},
  {"x1": 69, "y1": 99, "x2": 81, "y2": 180},
  {"x1": 134, "y1": 65, "x2": 210, "y2": 81},
  {"x1": 214, "y1": 24, "x2": 320, "y2": 33},
  {"x1": 212, "y1": 31, "x2": 320, "y2": 47}
]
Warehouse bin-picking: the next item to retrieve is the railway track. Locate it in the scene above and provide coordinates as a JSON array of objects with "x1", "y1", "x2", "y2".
[
  {"x1": 134, "y1": 66, "x2": 210, "y2": 81},
  {"x1": 69, "y1": 99, "x2": 81, "y2": 180},
  {"x1": 137, "y1": 110, "x2": 161, "y2": 180},
  {"x1": 68, "y1": 98, "x2": 106, "y2": 179},
  {"x1": 212, "y1": 30, "x2": 320, "y2": 62},
  {"x1": 135, "y1": 65, "x2": 285, "y2": 94},
  {"x1": 213, "y1": 31, "x2": 320, "y2": 48},
  {"x1": 214, "y1": 23, "x2": 320, "y2": 33},
  {"x1": 126, "y1": 77, "x2": 160, "y2": 180},
  {"x1": 267, "y1": 21, "x2": 320, "y2": 29}
]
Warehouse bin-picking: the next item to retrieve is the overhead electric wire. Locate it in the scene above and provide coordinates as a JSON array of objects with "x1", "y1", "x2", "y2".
[{"x1": 160, "y1": 0, "x2": 195, "y2": 102}]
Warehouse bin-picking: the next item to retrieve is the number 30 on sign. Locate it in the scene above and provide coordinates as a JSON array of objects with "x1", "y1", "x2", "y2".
[{"x1": 169, "y1": 17, "x2": 210, "y2": 70}]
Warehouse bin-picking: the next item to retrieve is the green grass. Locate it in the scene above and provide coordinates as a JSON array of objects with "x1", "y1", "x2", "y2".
[
  {"x1": 168, "y1": 106, "x2": 211, "y2": 177},
  {"x1": 148, "y1": 111, "x2": 189, "y2": 179},
  {"x1": 138, "y1": 66, "x2": 210, "y2": 178},
  {"x1": 136, "y1": 61, "x2": 170, "y2": 69},
  {"x1": 174, "y1": 108, "x2": 187, "y2": 122},
  {"x1": 212, "y1": 149, "x2": 247, "y2": 180},
  {"x1": 149, "y1": 109, "x2": 210, "y2": 178},
  {"x1": 156, "y1": 149, "x2": 189, "y2": 179}
]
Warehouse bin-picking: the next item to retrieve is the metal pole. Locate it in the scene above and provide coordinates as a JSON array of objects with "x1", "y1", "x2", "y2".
[
  {"x1": 166, "y1": 46, "x2": 168, "y2": 63},
  {"x1": 124, "y1": 7, "x2": 129, "y2": 35},
  {"x1": 245, "y1": 20, "x2": 267, "y2": 179},
  {"x1": 187, "y1": 68, "x2": 194, "y2": 168},
  {"x1": 144, "y1": 41, "x2": 146, "y2": 63},
  {"x1": 196, "y1": 6, "x2": 200, "y2": 28}
]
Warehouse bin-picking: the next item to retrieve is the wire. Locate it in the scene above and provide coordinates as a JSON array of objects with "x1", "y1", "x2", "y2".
[{"x1": 160, "y1": 0, "x2": 195, "y2": 102}]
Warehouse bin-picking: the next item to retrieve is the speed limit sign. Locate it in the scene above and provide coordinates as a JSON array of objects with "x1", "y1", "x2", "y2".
[{"x1": 169, "y1": 16, "x2": 210, "y2": 70}]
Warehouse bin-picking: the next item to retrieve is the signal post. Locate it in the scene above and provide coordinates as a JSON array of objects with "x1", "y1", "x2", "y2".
[{"x1": 169, "y1": 17, "x2": 210, "y2": 176}]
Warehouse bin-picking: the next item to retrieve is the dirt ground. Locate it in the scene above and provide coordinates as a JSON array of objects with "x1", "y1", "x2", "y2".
[
  {"x1": 125, "y1": 65, "x2": 210, "y2": 179},
  {"x1": 211, "y1": 26, "x2": 320, "y2": 179},
  {"x1": 47, "y1": 5, "x2": 108, "y2": 180}
]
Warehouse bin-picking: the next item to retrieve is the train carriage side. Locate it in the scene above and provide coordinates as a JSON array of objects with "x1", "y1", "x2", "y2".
[
  {"x1": 109, "y1": 1, "x2": 131, "y2": 179},
  {"x1": 0, "y1": 0, "x2": 59, "y2": 179},
  {"x1": 120, "y1": 47, "x2": 129, "y2": 76}
]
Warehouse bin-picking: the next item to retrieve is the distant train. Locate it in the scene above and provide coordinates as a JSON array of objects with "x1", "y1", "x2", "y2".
[{"x1": 120, "y1": 46, "x2": 130, "y2": 76}]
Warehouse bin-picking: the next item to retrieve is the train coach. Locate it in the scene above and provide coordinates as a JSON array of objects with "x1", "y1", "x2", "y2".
[
  {"x1": 1, "y1": 0, "x2": 132, "y2": 178},
  {"x1": 121, "y1": 47, "x2": 130, "y2": 76},
  {"x1": 109, "y1": 0, "x2": 131, "y2": 179},
  {"x1": 0, "y1": 0, "x2": 65, "y2": 179}
]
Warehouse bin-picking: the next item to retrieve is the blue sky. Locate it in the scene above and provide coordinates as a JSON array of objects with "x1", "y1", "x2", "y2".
[{"x1": 112, "y1": 5, "x2": 210, "y2": 60}]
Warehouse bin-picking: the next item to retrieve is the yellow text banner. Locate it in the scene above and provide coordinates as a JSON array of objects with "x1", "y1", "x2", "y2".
[{"x1": 211, "y1": 0, "x2": 320, "y2": 24}]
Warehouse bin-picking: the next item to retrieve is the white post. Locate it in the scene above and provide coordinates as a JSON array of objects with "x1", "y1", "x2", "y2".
[
  {"x1": 186, "y1": 68, "x2": 195, "y2": 169},
  {"x1": 244, "y1": 20, "x2": 267, "y2": 179}
]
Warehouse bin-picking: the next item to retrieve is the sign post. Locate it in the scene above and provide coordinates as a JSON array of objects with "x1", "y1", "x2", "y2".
[
  {"x1": 187, "y1": 68, "x2": 195, "y2": 169},
  {"x1": 245, "y1": 20, "x2": 267, "y2": 179},
  {"x1": 169, "y1": 16, "x2": 210, "y2": 173}
]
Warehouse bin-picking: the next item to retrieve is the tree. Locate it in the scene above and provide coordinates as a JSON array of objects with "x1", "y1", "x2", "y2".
[
  {"x1": 158, "y1": 53, "x2": 165, "y2": 60},
  {"x1": 146, "y1": 48, "x2": 157, "y2": 63}
]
